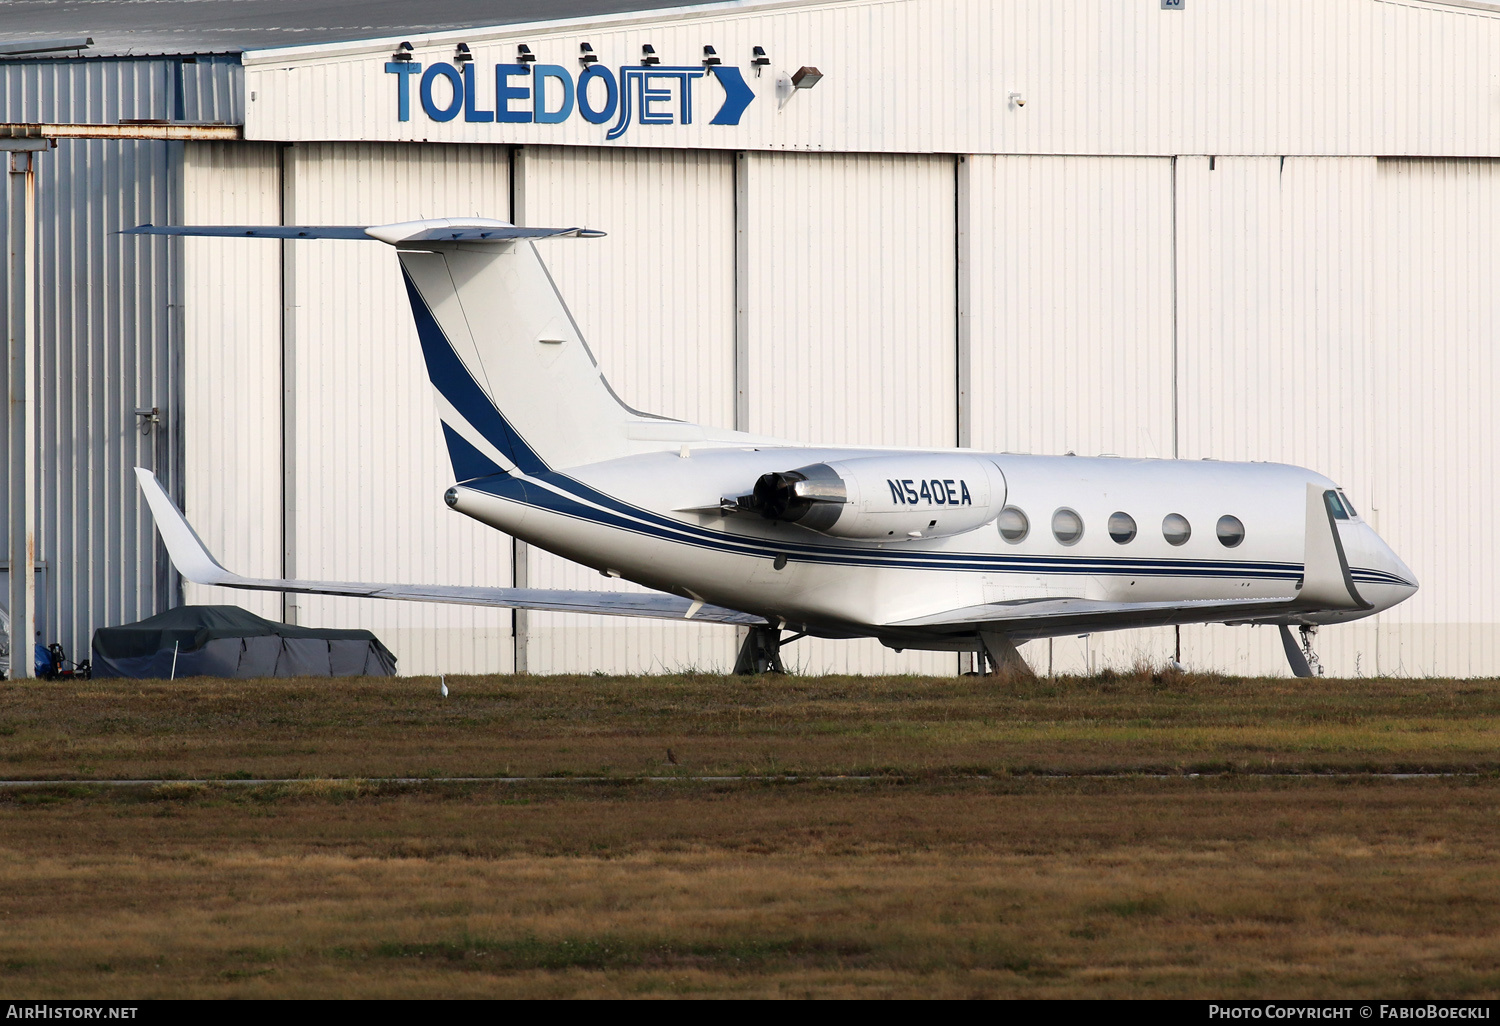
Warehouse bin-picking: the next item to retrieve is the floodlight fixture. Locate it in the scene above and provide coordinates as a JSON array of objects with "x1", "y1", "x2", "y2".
[
  {"x1": 579, "y1": 42, "x2": 599, "y2": 66},
  {"x1": 751, "y1": 45, "x2": 770, "y2": 76},
  {"x1": 702, "y1": 45, "x2": 722, "y2": 66},
  {"x1": 454, "y1": 42, "x2": 474, "y2": 64},
  {"x1": 641, "y1": 43, "x2": 660, "y2": 66},
  {"x1": 791, "y1": 66, "x2": 823, "y2": 90},
  {"x1": 516, "y1": 43, "x2": 536, "y2": 67},
  {"x1": 391, "y1": 41, "x2": 414, "y2": 62}
]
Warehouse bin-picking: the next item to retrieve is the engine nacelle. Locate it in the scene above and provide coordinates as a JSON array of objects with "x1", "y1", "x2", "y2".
[{"x1": 739, "y1": 454, "x2": 1007, "y2": 540}]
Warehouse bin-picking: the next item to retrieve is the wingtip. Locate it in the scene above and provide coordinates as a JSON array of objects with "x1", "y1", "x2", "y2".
[{"x1": 133, "y1": 464, "x2": 233, "y2": 585}]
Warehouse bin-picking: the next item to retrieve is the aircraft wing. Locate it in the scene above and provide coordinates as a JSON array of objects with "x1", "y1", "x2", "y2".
[
  {"x1": 135, "y1": 469, "x2": 764, "y2": 626},
  {"x1": 890, "y1": 595, "x2": 1302, "y2": 638}
]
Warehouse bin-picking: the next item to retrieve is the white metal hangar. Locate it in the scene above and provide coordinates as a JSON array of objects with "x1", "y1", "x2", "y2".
[{"x1": 3, "y1": 0, "x2": 1499, "y2": 678}]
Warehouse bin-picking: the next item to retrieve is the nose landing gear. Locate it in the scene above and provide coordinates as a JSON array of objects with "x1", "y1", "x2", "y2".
[{"x1": 1279, "y1": 624, "x2": 1325, "y2": 678}]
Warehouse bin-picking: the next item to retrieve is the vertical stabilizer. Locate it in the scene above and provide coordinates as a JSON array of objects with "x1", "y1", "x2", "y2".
[{"x1": 398, "y1": 238, "x2": 654, "y2": 476}]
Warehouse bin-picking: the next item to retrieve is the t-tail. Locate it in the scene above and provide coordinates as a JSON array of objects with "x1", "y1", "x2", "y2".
[{"x1": 126, "y1": 217, "x2": 732, "y2": 479}]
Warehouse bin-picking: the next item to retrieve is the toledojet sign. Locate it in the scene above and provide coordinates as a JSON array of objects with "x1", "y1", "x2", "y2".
[{"x1": 385, "y1": 58, "x2": 756, "y2": 140}]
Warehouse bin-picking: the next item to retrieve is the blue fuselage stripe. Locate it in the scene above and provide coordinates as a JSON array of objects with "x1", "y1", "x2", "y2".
[{"x1": 475, "y1": 473, "x2": 1320, "y2": 582}]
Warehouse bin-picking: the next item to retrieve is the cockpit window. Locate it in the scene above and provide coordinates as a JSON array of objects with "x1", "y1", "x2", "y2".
[
  {"x1": 1337, "y1": 489, "x2": 1359, "y2": 518},
  {"x1": 1324, "y1": 490, "x2": 1350, "y2": 520}
]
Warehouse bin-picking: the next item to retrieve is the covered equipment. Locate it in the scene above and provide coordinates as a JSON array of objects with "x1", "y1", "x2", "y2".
[{"x1": 91, "y1": 605, "x2": 396, "y2": 679}]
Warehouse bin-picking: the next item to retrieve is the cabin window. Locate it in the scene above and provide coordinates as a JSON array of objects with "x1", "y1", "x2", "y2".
[
  {"x1": 1216, "y1": 514, "x2": 1245, "y2": 548},
  {"x1": 1162, "y1": 513, "x2": 1191, "y2": 546},
  {"x1": 997, "y1": 506, "x2": 1029, "y2": 543},
  {"x1": 1108, "y1": 512, "x2": 1137, "y2": 544},
  {"x1": 1052, "y1": 508, "x2": 1084, "y2": 545},
  {"x1": 1324, "y1": 490, "x2": 1350, "y2": 520}
]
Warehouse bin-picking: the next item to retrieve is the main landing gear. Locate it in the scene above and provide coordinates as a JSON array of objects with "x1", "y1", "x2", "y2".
[
  {"x1": 978, "y1": 631, "x2": 1036, "y2": 678},
  {"x1": 732, "y1": 625, "x2": 808, "y2": 674},
  {"x1": 1278, "y1": 624, "x2": 1325, "y2": 678}
]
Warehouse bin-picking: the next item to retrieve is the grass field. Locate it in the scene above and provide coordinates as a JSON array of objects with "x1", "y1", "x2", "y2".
[{"x1": 3, "y1": 670, "x2": 1500, "y2": 998}]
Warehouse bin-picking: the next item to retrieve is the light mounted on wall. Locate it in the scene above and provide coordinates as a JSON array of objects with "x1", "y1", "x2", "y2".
[
  {"x1": 776, "y1": 65, "x2": 824, "y2": 109},
  {"x1": 702, "y1": 45, "x2": 722, "y2": 67},
  {"x1": 751, "y1": 45, "x2": 770, "y2": 75},
  {"x1": 1008, "y1": 91, "x2": 1026, "y2": 109},
  {"x1": 391, "y1": 41, "x2": 414, "y2": 62},
  {"x1": 579, "y1": 41, "x2": 598, "y2": 66},
  {"x1": 454, "y1": 42, "x2": 473, "y2": 64},
  {"x1": 516, "y1": 43, "x2": 536, "y2": 69},
  {"x1": 641, "y1": 43, "x2": 661, "y2": 66},
  {"x1": 791, "y1": 66, "x2": 823, "y2": 90}
]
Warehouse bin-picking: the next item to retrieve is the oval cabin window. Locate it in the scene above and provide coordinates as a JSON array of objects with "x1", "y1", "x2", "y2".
[
  {"x1": 1052, "y1": 508, "x2": 1084, "y2": 545},
  {"x1": 1108, "y1": 512, "x2": 1137, "y2": 544},
  {"x1": 997, "y1": 506, "x2": 1029, "y2": 543},
  {"x1": 1162, "y1": 513, "x2": 1192, "y2": 546},
  {"x1": 1216, "y1": 515, "x2": 1245, "y2": 548}
]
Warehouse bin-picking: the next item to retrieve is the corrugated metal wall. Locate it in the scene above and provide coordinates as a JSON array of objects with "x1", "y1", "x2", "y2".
[
  {"x1": 281, "y1": 142, "x2": 516, "y2": 675},
  {"x1": 0, "y1": 56, "x2": 239, "y2": 658},
  {"x1": 514, "y1": 145, "x2": 738, "y2": 674},
  {"x1": 1369, "y1": 158, "x2": 1500, "y2": 678},
  {"x1": 180, "y1": 142, "x2": 283, "y2": 620},
  {"x1": 1173, "y1": 156, "x2": 1380, "y2": 676},
  {"x1": 246, "y1": 0, "x2": 1500, "y2": 159}
]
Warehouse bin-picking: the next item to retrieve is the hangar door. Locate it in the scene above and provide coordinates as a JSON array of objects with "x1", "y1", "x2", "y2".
[
  {"x1": 514, "y1": 146, "x2": 739, "y2": 675},
  {"x1": 1368, "y1": 158, "x2": 1500, "y2": 678},
  {"x1": 283, "y1": 143, "x2": 517, "y2": 675},
  {"x1": 1173, "y1": 156, "x2": 1379, "y2": 677},
  {"x1": 182, "y1": 142, "x2": 284, "y2": 624},
  {"x1": 961, "y1": 155, "x2": 1177, "y2": 675},
  {"x1": 739, "y1": 152, "x2": 958, "y2": 675}
]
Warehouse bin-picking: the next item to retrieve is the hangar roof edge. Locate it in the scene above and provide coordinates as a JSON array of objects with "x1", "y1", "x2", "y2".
[
  {"x1": 241, "y1": 0, "x2": 836, "y2": 64},
  {"x1": 241, "y1": 0, "x2": 1500, "y2": 67}
]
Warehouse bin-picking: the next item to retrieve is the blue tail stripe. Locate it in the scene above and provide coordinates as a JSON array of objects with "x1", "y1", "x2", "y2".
[
  {"x1": 440, "y1": 422, "x2": 505, "y2": 482},
  {"x1": 401, "y1": 266, "x2": 551, "y2": 476}
]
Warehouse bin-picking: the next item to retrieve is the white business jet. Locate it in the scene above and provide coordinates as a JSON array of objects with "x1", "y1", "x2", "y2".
[{"x1": 128, "y1": 219, "x2": 1417, "y2": 677}]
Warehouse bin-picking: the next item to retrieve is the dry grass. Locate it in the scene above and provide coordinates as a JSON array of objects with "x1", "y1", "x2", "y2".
[
  {"x1": 4, "y1": 779, "x2": 1500, "y2": 998},
  {"x1": 2, "y1": 670, "x2": 1499, "y2": 780},
  {"x1": 3, "y1": 672, "x2": 1500, "y2": 997}
]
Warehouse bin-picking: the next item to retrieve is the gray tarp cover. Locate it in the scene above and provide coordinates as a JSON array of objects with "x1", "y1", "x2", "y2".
[{"x1": 91, "y1": 605, "x2": 397, "y2": 679}]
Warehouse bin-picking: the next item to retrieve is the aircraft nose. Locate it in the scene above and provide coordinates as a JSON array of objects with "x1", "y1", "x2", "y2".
[{"x1": 1364, "y1": 531, "x2": 1419, "y2": 610}]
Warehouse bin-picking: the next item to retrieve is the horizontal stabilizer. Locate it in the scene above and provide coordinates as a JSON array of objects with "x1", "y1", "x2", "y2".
[
  {"x1": 125, "y1": 218, "x2": 605, "y2": 244},
  {"x1": 125, "y1": 225, "x2": 374, "y2": 240},
  {"x1": 135, "y1": 469, "x2": 760, "y2": 626}
]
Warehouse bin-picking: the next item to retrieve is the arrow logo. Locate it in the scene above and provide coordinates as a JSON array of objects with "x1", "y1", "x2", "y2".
[{"x1": 708, "y1": 66, "x2": 755, "y2": 125}]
